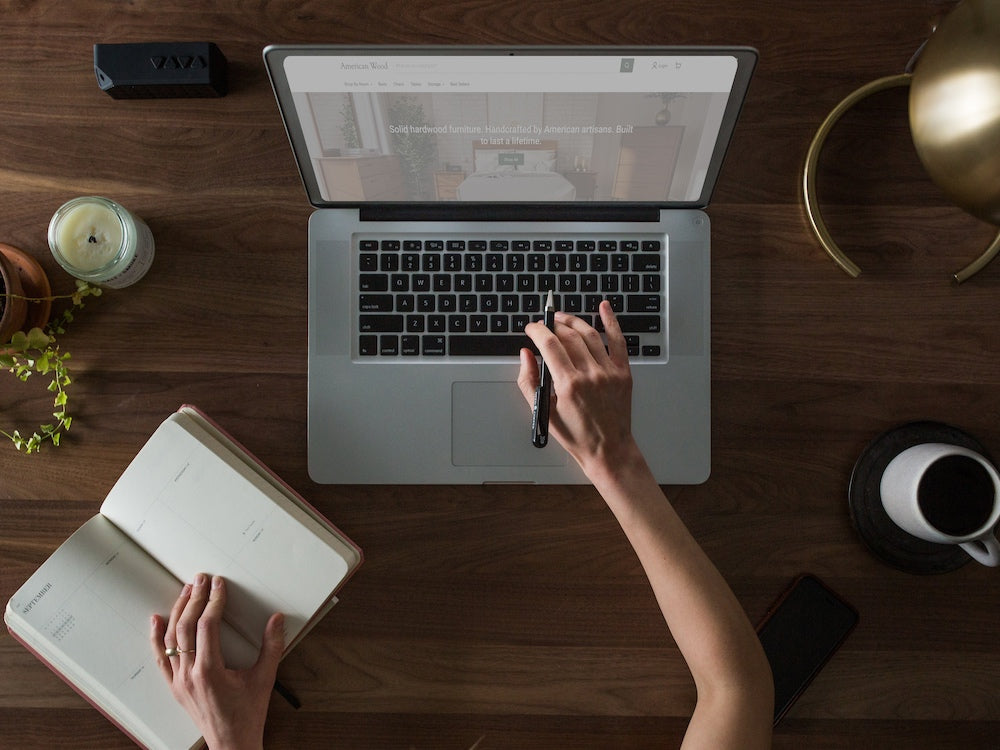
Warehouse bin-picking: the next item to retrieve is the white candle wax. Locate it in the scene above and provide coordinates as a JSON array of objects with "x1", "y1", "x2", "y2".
[
  {"x1": 49, "y1": 196, "x2": 154, "y2": 287},
  {"x1": 52, "y1": 200, "x2": 124, "y2": 271}
]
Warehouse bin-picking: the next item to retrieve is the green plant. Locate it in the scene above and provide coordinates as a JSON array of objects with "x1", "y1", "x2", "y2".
[
  {"x1": 0, "y1": 280, "x2": 102, "y2": 453},
  {"x1": 386, "y1": 95, "x2": 438, "y2": 199}
]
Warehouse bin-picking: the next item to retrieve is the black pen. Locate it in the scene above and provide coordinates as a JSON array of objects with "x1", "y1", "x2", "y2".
[{"x1": 531, "y1": 290, "x2": 556, "y2": 448}]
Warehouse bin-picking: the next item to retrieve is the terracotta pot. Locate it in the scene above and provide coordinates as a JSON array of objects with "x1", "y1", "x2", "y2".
[{"x1": 0, "y1": 251, "x2": 28, "y2": 343}]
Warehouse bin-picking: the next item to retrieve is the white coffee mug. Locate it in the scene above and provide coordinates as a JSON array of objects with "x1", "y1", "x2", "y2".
[{"x1": 880, "y1": 443, "x2": 1000, "y2": 567}]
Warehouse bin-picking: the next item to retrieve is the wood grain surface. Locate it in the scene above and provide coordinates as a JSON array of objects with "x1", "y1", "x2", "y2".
[{"x1": 2, "y1": 1, "x2": 999, "y2": 748}]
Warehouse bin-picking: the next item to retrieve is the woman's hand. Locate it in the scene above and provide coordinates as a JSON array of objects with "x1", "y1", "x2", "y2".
[
  {"x1": 150, "y1": 574, "x2": 285, "y2": 750},
  {"x1": 517, "y1": 301, "x2": 642, "y2": 481}
]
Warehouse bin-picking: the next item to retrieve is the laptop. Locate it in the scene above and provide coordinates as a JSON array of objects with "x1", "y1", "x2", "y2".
[{"x1": 263, "y1": 45, "x2": 756, "y2": 484}]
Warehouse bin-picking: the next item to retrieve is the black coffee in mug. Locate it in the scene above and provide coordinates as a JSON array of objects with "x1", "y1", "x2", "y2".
[{"x1": 917, "y1": 455, "x2": 996, "y2": 537}]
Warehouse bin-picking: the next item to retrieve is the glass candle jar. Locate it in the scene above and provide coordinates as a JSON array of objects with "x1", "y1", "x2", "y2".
[{"x1": 48, "y1": 196, "x2": 155, "y2": 288}]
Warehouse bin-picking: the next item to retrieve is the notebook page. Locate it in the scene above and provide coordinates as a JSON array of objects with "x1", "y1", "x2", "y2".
[{"x1": 100, "y1": 416, "x2": 353, "y2": 647}]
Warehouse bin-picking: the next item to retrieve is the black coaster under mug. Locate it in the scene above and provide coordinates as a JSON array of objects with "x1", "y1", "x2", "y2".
[{"x1": 848, "y1": 421, "x2": 988, "y2": 574}]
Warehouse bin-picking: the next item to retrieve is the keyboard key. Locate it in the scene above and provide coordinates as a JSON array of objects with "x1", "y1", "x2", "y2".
[
  {"x1": 627, "y1": 294, "x2": 661, "y2": 313},
  {"x1": 617, "y1": 315, "x2": 661, "y2": 333},
  {"x1": 380, "y1": 335, "x2": 399, "y2": 356},
  {"x1": 449, "y1": 335, "x2": 531, "y2": 356},
  {"x1": 633, "y1": 255, "x2": 661, "y2": 272},
  {"x1": 359, "y1": 294, "x2": 393, "y2": 312},
  {"x1": 360, "y1": 274, "x2": 389, "y2": 292},
  {"x1": 422, "y1": 335, "x2": 446, "y2": 355},
  {"x1": 359, "y1": 335, "x2": 378, "y2": 355},
  {"x1": 402, "y1": 335, "x2": 420, "y2": 355},
  {"x1": 590, "y1": 255, "x2": 608, "y2": 272},
  {"x1": 360, "y1": 314, "x2": 403, "y2": 332}
]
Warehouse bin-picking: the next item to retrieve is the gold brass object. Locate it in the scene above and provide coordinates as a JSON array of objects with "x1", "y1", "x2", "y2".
[
  {"x1": 804, "y1": 0, "x2": 1000, "y2": 283},
  {"x1": 910, "y1": 0, "x2": 1000, "y2": 225}
]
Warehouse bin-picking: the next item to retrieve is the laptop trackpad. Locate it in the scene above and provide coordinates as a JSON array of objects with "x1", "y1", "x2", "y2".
[{"x1": 452, "y1": 381, "x2": 567, "y2": 467}]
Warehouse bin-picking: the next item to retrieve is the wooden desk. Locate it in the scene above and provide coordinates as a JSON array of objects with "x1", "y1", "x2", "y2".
[{"x1": 1, "y1": 1, "x2": 998, "y2": 748}]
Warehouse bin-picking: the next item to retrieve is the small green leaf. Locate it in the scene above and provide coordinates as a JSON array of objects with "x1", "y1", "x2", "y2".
[
  {"x1": 9, "y1": 331, "x2": 27, "y2": 350},
  {"x1": 25, "y1": 328, "x2": 51, "y2": 349}
]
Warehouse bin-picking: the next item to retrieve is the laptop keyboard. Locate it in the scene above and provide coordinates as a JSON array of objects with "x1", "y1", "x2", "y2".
[{"x1": 356, "y1": 235, "x2": 667, "y2": 360}]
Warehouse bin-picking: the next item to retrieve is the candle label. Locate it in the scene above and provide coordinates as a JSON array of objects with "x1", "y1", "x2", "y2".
[{"x1": 100, "y1": 218, "x2": 155, "y2": 289}]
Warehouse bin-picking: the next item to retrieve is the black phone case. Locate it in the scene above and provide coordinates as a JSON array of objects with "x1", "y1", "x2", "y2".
[{"x1": 755, "y1": 573, "x2": 859, "y2": 725}]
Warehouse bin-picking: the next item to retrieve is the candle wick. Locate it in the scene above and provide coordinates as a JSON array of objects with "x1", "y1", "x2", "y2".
[{"x1": 88, "y1": 235, "x2": 97, "y2": 243}]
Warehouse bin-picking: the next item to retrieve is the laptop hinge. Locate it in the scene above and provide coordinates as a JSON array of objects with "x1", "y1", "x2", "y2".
[{"x1": 358, "y1": 204, "x2": 663, "y2": 223}]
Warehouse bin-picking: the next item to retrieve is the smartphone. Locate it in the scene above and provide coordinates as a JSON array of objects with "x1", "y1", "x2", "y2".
[{"x1": 756, "y1": 574, "x2": 859, "y2": 725}]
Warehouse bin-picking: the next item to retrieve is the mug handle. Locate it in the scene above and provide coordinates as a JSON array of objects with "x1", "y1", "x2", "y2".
[{"x1": 961, "y1": 535, "x2": 1000, "y2": 567}]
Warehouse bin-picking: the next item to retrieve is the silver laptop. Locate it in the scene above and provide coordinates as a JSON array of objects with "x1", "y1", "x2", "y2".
[{"x1": 263, "y1": 45, "x2": 756, "y2": 484}]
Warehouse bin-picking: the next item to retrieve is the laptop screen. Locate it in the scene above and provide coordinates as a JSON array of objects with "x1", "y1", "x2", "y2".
[{"x1": 264, "y1": 46, "x2": 756, "y2": 210}]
